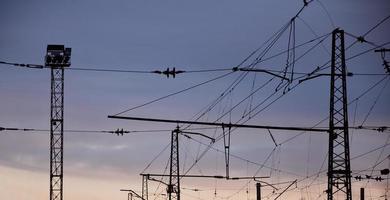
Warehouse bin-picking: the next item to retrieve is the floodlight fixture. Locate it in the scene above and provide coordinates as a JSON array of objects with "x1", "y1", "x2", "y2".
[{"x1": 45, "y1": 44, "x2": 71, "y2": 67}]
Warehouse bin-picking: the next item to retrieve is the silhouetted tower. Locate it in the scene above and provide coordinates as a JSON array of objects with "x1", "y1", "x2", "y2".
[
  {"x1": 168, "y1": 127, "x2": 180, "y2": 200},
  {"x1": 327, "y1": 29, "x2": 352, "y2": 200},
  {"x1": 256, "y1": 182, "x2": 261, "y2": 200},
  {"x1": 142, "y1": 174, "x2": 149, "y2": 200},
  {"x1": 46, "y1": 45, "x2": 71, "y2": 200},
  {"x1": 360, "y1": 188, "x2": 365, "y2": 200}
]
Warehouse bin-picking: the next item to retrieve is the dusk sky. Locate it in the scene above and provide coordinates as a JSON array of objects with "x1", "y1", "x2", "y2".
[{"x1": 0, "y1": 0, "x2": 389, "y2": 199}]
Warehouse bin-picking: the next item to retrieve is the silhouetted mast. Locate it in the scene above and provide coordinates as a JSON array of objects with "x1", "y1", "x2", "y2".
[
  {"x1": 46, "y1": 45, "x2": 71, "y2": 200},
  {"x1": 327, "y1": 29, "x2": 352, "y2": 200}
]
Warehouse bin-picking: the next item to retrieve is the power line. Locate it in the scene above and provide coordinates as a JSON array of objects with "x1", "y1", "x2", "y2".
[
  {"x1": 300, "y1": 13, "x2": 390, "y2": 78},
  {"x1": 360, "y1": 77, "x2": 390, "y2": 126},
  {"x1": 0, "y1": 126, "x2": 130, "y2": 135},
  {"x1": 0, "y1": 60, "x2": 44, "y2": 69},
  {"x1": 315, "y1": 0, "x2": 336, "y2": 29},
  {"x1": 0, "y1": 61, "x2": 232, "y2": 76},
  {"x1": 0, "y1": 126, "x2": 229, "y2": 135},
  {"x1": 341, "y1": 14, "x2": 390, "y2": 50},
  {"x1": 2, "y1": 59, "x2": 387, "y2": 77},
  {"x1": 68, "y1": 67, "x2": 154, "y2": 74},
  {"x1": 363, "y1": 14, "x2": 390, "y2": 37},
  {"x1": 112, "y1": 71, "x2": 235, "y2": 116},
  {"x1": 279, "y1": 75, "x2": 389, "y2": 146},
  {"x1": 297, "y1": 16, "x2": 331, "y2": 56},
  {"x1": 247, "y1": 32, "x2": 331, "y2": 65}
]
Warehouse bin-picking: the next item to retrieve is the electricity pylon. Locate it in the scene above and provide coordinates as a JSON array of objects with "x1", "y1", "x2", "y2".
[
  {"x1": 168, "y1": 127, "x2": 180, "y2": 200},
  {"x1": 142, "y1": 174, "x2": 149, "y2": 200},
  {"x1": 46, "y1": 45, "x2": 71, "y2": 200},
  {"x1": 166, "y1": 126, "x2": 216, "y2": 200},
  {"x1": 327, "y1": 29, "x2": 352, "y2": 200}
]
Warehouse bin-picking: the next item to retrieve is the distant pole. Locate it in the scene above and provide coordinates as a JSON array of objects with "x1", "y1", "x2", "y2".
[
  {"x1": 47, "y1": 45, "x2": 71, "y2": 200},
  {"x1": 256, "y1": 182, "x2": 261, "y2": 200},
  {"x1": 360, "y1": 188, "x2": 364, "y2": 200}
]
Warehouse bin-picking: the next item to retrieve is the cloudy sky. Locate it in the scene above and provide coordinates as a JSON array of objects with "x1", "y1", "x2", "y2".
[{"x1": 0, "y1": 0, "x2": 389, "y2": 199}]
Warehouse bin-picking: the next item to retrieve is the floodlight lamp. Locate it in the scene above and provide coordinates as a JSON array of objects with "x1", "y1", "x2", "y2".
[{"x1": 45, "y1": 44, "x2": 71, "y2": 67}]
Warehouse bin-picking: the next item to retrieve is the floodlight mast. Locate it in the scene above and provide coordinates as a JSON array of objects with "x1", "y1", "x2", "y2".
[{"x1": 46, "y1": 44, "x2": 71, "y2": 200}]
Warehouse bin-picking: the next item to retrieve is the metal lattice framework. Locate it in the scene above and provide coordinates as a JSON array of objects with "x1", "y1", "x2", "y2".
[
  {"x1": 327, "y1": 29, "x2": 352, "y2": 200},
  {"x1": 142, "y1": 174, "x2": 149, "y2": 200},
  {"x1": 46, "y1": 44, "x2": 71, "y2": 200},
  {"x1": 50, "y1": 67, "x2": 65, "y2": 200},
  {"x1": 168, "y1": 127, "x2": 180, "y2": 200}
]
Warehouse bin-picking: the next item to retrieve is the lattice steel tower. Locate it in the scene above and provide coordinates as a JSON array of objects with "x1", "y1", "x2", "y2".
[
  {"x1": 142, "y1": 174, "x2": 149, "y2": 200},
  {"x1": 327, "y1": 29, "x2": 352, "y2": 200},
  {"x1": 168, "y1": 127, "x2": 180, "y2": 200},
  {"x1": 46, "y1": 45, "x2": 71, "y2": 200}
]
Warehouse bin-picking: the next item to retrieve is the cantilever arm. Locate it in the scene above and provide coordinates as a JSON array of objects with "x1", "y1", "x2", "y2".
[
  {"x1": 147, "y1": 176, "x2": 169, "y2": 186},
  {"x1": 120, "y1": 189, "x2": 145, "y2": 200},
  {"x1": 299, "y1": 72, "x2": 353, "y2": 84},
  {"x1": 180, "y1": 131, "x2": 215, "y2": 143},
  {"x1": 253, "y1": 178, "x2": 279, "y2": 190},
  {"x1": 273, "y1": 179, "x2": 297, "y2": 200},
  {"x1": 238, "y1": 68, "x2": 290, "y2": 81}
]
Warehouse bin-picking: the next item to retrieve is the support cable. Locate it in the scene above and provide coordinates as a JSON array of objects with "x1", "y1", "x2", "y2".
[
  {"x1": 315, "y1": 0, "x2": 336, "y2": 29},
  {"x1": 364, "y1": 134, "x2": 390, "y2": 187},
  {"x1": 360, "y1": 77, "x2": 390, "y2": 126},
  {"x1": 297, "y1": 16, "x2": 331, "y2": 56},
  {"x1": 363, "y1": 14, "x2": 390, "y2": 38},
  {"x1": 161, "y1": 21, "x2": 295, "y2": 178},
  {"x1": 113, "y1": 71, "x2": 235, "y2": 116}
]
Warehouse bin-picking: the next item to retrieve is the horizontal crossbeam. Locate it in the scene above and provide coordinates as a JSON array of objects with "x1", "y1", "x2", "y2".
[{"x1": 108, "y1": 115, "x2": 329, "y2": 132}]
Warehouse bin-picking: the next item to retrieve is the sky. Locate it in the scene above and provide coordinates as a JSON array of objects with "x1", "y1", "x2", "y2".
[{"x1": 0, "y1": 0, "x2": 390, "y2": 199}]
